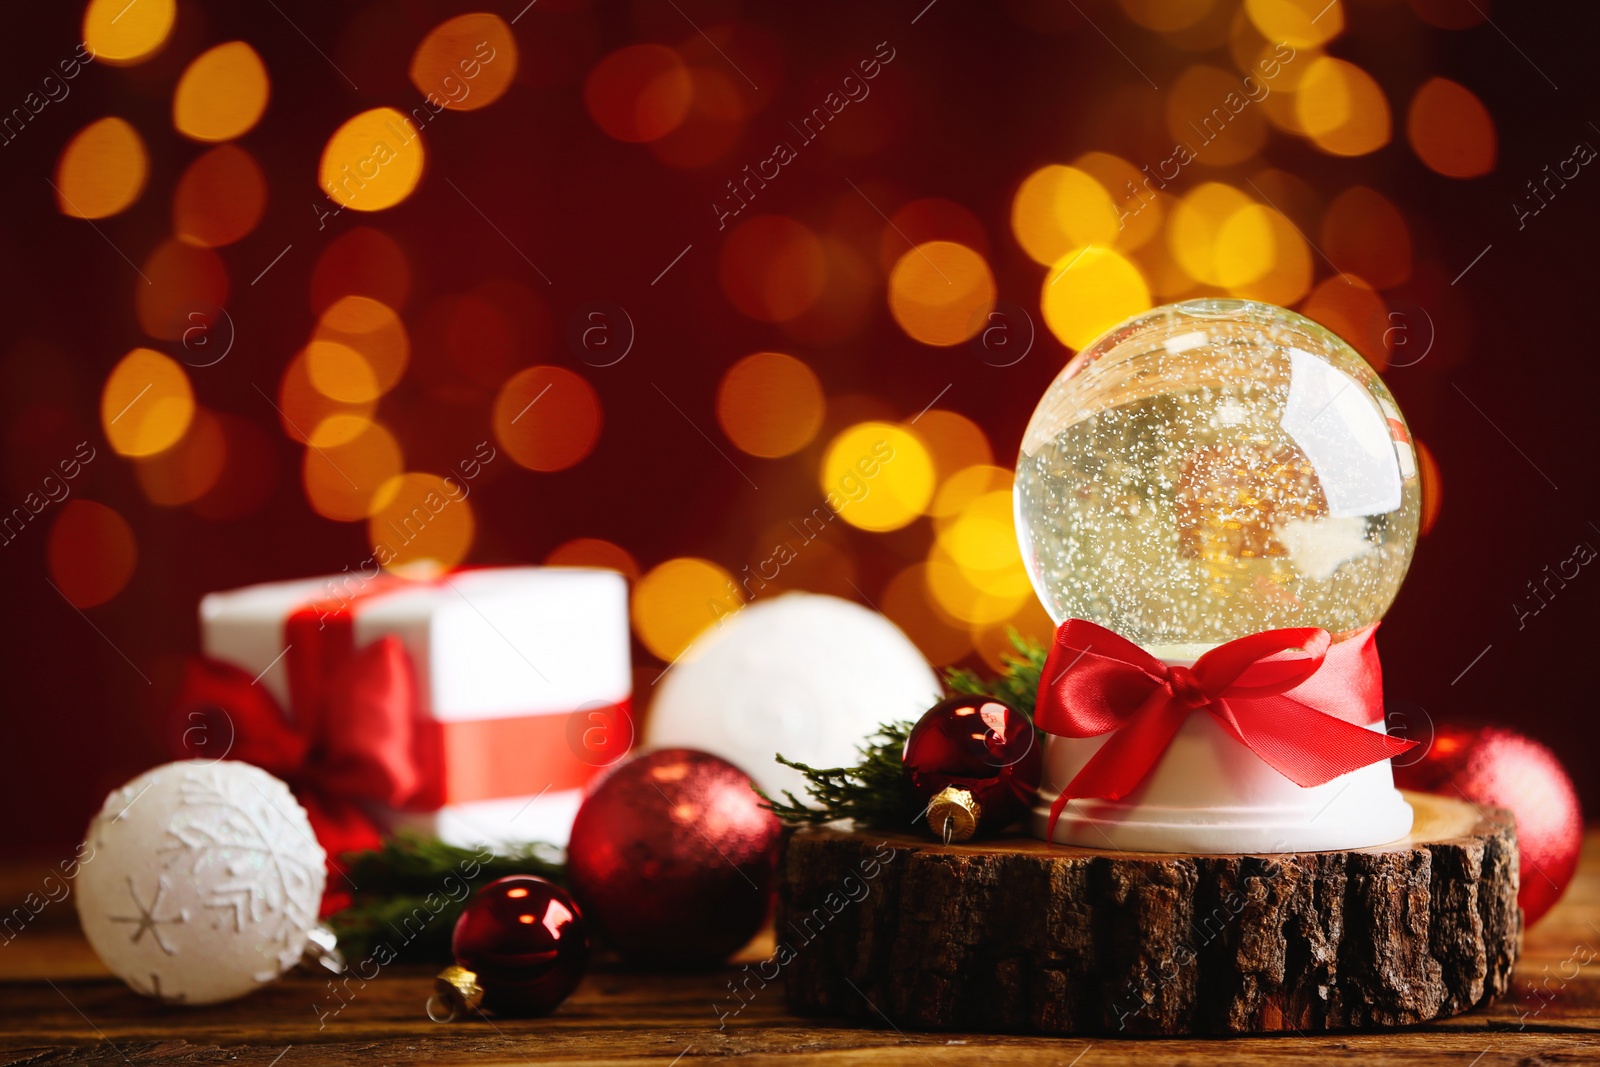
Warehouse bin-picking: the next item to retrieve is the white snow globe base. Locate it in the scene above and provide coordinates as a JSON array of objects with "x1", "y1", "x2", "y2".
[{"x1": 1031, "y1": 710, "x2": 1414, "y2": 854}]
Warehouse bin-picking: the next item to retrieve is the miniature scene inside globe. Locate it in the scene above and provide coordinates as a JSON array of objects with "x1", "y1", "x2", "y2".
[{"x1": 1015, "y1": 299, "x2": 1421, "y2": 661}]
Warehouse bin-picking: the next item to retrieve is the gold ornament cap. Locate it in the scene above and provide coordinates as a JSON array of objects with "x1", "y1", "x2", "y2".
[
  {"x1": 926, "y1": 786, "x2": 980, "y2": 843},
  {"x1": 427, "y1": 964, "x2": 485, "y2": 1022}
]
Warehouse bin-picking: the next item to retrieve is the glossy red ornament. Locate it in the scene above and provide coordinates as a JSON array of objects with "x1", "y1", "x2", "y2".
[
  {"x1": 903, "y1": 695, "x2": 1043, "y2": 836},
  {"x1": 566, "y1": 748, "x2": 782, "y2": 967},
  {"x1": 450, "y1": 875, "x2": 588, "y2": 1016},
  {"x1": 1394, "y1": 724, "x2": 1583, "y2": 926}
]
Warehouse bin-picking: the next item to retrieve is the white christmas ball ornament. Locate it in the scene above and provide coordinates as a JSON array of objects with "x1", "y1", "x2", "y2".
[
  {"x1": 77, "y1": 760, "x2": 326, "y2": 1004},
  {"x1": 645, "y1": 593, "x2": 941, "y2": 799}
]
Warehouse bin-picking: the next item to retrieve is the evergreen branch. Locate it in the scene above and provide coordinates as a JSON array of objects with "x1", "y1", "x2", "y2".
[
  {"x1": 757, "y1": 721, "x2": 921, "y2": 830},
  {"x1": 326, "y1": 635, "x2": 1054, "y2": 961},
  {"x1": 328, "y1": 833, "x2": 564, "y2": 964},
  {"x1": 759, "y1": 633, "x2": 1050, "y2": 831}
]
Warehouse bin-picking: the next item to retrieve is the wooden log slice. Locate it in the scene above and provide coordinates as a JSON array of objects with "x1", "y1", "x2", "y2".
[{"x1": 777, "y1": 791, "x2": 1520, "y2": 1035}]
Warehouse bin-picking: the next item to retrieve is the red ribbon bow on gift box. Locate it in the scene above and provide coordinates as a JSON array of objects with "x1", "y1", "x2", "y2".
[
  {"x1": 1034, "y1": 619, "x2": 1417, "y2": 839},
  {"x1": 173, "y1": 618, "x2": 424, "y2": 912}
]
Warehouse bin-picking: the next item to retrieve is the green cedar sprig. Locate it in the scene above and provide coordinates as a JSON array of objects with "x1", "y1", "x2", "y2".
[
  {"x1": 328, "y1": 634, "x2": 1052, "y2": 956},
  {"x1": 328, "y1": 833, "x2": 564, "y2": 964},
  {"x1": 759, "y1": 632, "x2": 1047, "y2": 829},
  {"x1": 756, "y1": 720, "x2": 921, "y2": 829}
]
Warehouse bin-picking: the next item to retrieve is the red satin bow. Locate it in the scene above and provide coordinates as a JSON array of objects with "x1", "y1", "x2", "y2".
[
  {"x1": 173, "y1": 626, "x2": 422, "y2": 912},
  {"x1": 1035, "y1": 619, "x2": 1416, "y2": 840}
]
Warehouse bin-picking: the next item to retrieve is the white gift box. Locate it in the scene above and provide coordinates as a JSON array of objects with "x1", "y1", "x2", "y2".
[{"x1": 199, "y1": 566, "x2": 630, "y2": 848}]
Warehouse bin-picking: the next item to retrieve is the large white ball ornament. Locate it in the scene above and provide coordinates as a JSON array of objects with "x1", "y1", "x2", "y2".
[
  {"x1": 644, "y1": 593, "x2": 941, "y2": 798},
  {"x1": 77, "y1": 760, "x2": 326, "y2": 1004}
]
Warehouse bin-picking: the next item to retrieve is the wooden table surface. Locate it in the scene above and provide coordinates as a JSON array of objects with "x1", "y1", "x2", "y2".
[{"x1": 3, "y1": 834, "x2": 1598, "y2": 1066}]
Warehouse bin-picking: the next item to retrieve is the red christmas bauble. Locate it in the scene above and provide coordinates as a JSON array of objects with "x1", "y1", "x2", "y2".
[
  {"x1": 451, "y1": 875, "x2": 588, "y2": 1016},
  {"x1": 903, "y1": 695, "x2": 1042, "y2": 837},
  {"x1": 566, "y1": 748, "x2": 782, "y2": 967},
  {"x1": 1394, "y1": 724, "x2": 1583, "y2": 926}
]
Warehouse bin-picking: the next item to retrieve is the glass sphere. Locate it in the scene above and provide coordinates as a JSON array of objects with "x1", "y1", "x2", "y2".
[
  {"x1": 903, "y1": 694, "x2": 1042, "y2": 833},
  {"x1": 1015, "y1": 299, "x2": 1420, "y2": 660},
  {"x1": 452, "y1": 875, "x2": 588, "y2": 1016}
]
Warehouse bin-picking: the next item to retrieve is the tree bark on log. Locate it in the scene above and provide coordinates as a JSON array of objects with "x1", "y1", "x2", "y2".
[{"x1": 777, "y1": 792, "x2": 1520, "y2": 1035}]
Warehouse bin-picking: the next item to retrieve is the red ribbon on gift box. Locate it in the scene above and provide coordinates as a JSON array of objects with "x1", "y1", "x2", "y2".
[
  {"x1": 172, "y1": 577, "x2": 629, "y2": 911},
  {"x1": 1034, "y1": 619, "x2": 1415, "y2": 841}
]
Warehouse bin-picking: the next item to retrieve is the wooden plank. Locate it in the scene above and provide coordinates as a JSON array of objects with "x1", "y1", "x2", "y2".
[{"x1": 0, "y1": 831, "x2": 1594, "y2": 1065}]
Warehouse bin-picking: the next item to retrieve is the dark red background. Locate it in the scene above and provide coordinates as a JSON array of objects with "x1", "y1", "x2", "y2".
[{"x1": 1, "y1": 0, "x2": 1595, "y2": 856}]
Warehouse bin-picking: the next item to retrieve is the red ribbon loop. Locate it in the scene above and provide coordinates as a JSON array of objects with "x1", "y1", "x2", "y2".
[
  {"x1": 172, "y1": 633, "x2": 422, "y2": 885},
  {"x1": 1034, "y1": 619, "x2": 1415, "y2": 841}
]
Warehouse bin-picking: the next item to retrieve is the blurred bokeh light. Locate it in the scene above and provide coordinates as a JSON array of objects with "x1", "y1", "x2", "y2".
[
  {"x1": 716, "y1": 352, "x2": 825, "y2": 458},
  {"x1": 303, "y1": 416, "x2": 402, "y2": 521},
  {"x1": 887, "y1": 241, "x2": 995, "y2": 347},
  {"x1": 48, "y1": 500, "x2": 137, "y2": 608},
  {"x1": 585, "y1": 44, "x2": 693, "y2": 143},
  {"x1": 1296, "y1": 56, "x2": 1391, "y2": 156},
  {"x1": 173, "y1": 42, "x2": 270, "y2": 142},
  {"x1": 83, "y1": 0, "x2": 174, "y2": 65},
  {"x1": 101, "y1": 348, "x2": 194, "y2": 457},
  {"x1": 366, "y1": 471, "x2": 475, "y2": 573},
  {"x1": 821, "y1": 422, "x2": 934, "y2": 532},
  {"x1": 137, "y1": 239, "x2": 229, "y2": 341},
  {"x1": 410, "y1": 13, "x2": 518, "y2": 111},
  {"x1": 23, "y1": 0, "x2": 1600, "y2": 853},
  {"x1": 493, "y1": 366, "x2": 603, "y2": 472},
  {"x1": 720, "y1": 215, "x2": 828, "y2": 322},
  {"x1": 135, "y1": 408, "x2": 226, "y2": 506},
  {"x1": 1040, "y1": 245, "x2": 1150, "y2": 350},
  {"x1": 173, "y1": 145, "x2": 268, "y2": 247},
  {"x1": 1408, "y1": 77, "x2": 1497, "y2": 178},
  {"x1": 632, "y1": 557, "x2": 736, "y2": 660},
  {"x1": 55, "y1": 118, "x2": 147, "y2": 219},
  {"x1": 546, "y1": 537, "x2": 642, "y2": 581},
  {"x1": 320, "y1": 108, "x2": 426, "y2": 212}
]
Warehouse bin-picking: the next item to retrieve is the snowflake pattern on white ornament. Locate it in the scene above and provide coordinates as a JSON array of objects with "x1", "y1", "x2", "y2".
[
  {"x1": 108, "y1": 874, "x2": 188, "y2": 955},
  {"x1": 79, "y1": 760, "x2": 327, "y2": 1005},
  {"x1": 157, "y1": 766, "x2": 324, "y2": 982}
]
